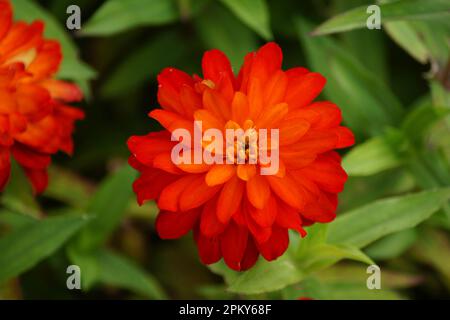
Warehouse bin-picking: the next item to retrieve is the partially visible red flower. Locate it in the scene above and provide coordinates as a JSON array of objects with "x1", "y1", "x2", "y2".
[
  {"x1": 0, "y1": 0, "x2": 84, "y2": 193},
  {"x1": 128, "y1": 42, "x2": 354, "y2": 271}
]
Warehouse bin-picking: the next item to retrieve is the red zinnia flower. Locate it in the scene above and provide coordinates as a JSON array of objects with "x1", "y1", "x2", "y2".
[
  {"x1": 128, "y1": 42, "x2": 354, "y2": 271},
  {"x1": 0, "y1": 0, "x2": 84, "y2": 193}
]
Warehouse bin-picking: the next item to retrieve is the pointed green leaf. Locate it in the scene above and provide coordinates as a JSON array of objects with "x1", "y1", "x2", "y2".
[
  {"x1": 101, "y1": 31, "x2": 188, "y2": 98},
  {"x1": 74, "y1": 165, "x2": 137, "y2": 251},
  {"x1": 0, "y1": 161, "x2": 40, "y2": 218},
  {"x1": 209, "y1": 256, "x2": 303, "y2": 294},
  {"x1": 343, "y1": 130, "x2": 407, "y2": 176},
  {"x1": 96, "y1": 250, "x2": 167, "y2": 299},
  {"x1": 0, "y1": 214, "x2": 89, "y2": 284},
  {"x1": 328, "y1": 188, "x2": 450, "y2": 248},
  {"x1": 194, "y1": 2, "x2": 257, "y2": 70},
  {"x1": 312, "y1": 0, "x2": 450, "y2": 36},
  {"x1": 82, "y1": 0, "x2": 209, "y2": 36},
  {"x1": 296, "y1": 18, "x2": 404, "y2": 137},
  {"x1": 219, "y1": 0, "x2": 272, "y2": 40}
]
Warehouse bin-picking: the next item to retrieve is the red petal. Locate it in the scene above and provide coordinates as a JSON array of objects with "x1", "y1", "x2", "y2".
[
  {"x1": 240, "y1": 236, "x2": 260, "y2": 271},
  {"x1": 300, "y1": 152, "x2": 347, "y2": 193},
  {"x1": 133, "y1": 169, "x2": 177, "y2": 205},
  {"x1": 285, "y1": 72, "x2": 326, "y2": 109},
  {"x1": 157, "y1": 68, "x2": 194, "y2": 115},
  {"x1": 127, "y1": 132, "x2": 175, "y2": 166},
  {"x1": 276, "y1": 200, "x2": 306, "y2": 237},
  {"x1": 248, "y1": 195, "x2": 277, "y2": 227},
  {"x1": 250, "y1": 42, "x2": 283, "y2": 85},
  {"x1": 194, "y1": 227, "x2": 222, "y2": 265},
  {"x1": 0, "y1": 0, "x2": 12, "y2": 41},
  {"x1": 200, "y1": 197, "x2": 226, "y2": 237},
  {"x1": 156, "y1": 209, "x2": 200, "y2": 239},
  {"x1": 333, "y1": 126, "x2": 355, "y2": 148},
  {"x1": 245, "y1": 206, "x2": 272, "y2": 244},
  {"x1": 0, "y1": 146, "x2": 11, "y2": 191},
  {"x1": 220, "y1": 222, "x2": 249, "y2": 271},
  {"x1": 202, "y1": 49, "x2": 235, "y2": 89},
  {"x1": 23, "y1": 168, "x2": 48, "y2": 194},
  {"x1": 257, "y1": 226, "x2": 289, "y2": 261},
  {"x1": 158, "y1": 174, "x2": 197, "y2": 211},
  {"x1": 11, "y1": 143, "x2": 51, "y2": 170},
  {"x1": 266, "y1": 174, "x2": 304, "y2": 210}
]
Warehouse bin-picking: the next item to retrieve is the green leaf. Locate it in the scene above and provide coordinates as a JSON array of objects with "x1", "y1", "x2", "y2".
[
  {"x1": 297, "y1": 243, "x2": 374, "y2": 273},
  {"x1": 0, "y1": 210, "x2": 37, "y2": 230},
  {"x1": 82, "y1": 0, "x2": 210, "y2": 36},
  {"x1": 101, "y1": 31, "x2": 188, "y2": 98},
  {"x1": 66, "y1": 246, "x2": 99, "y2": 290},
  {"x1": 312, "y1": 0, "x2": 450, "y2": 36},
  {"x1": 209, "y1": 256, "x2": 303, "y2": 294},
  {"x1": 194, "y1": 2, "x2": 257, "y2": 70},
  {"x1": 219, "y1": 0, "x2": 272, "y2": 40},
  {"x1": 82, "y1": 0, "x2": 178, "y2": 36},
  {"x1": 296, "y1": 223, "x2": 328, "y2": 258},
  {"x1": 283, "y1": 276, "x2": 402, "y2": 300},
  {"x1": 401, "y1": 103, "x2": 450, "y2": 143},
  {"x1": 0, "y1": 161, "x2": 40, "y2": 218},
  {"x1": 44, "y1": 166, "x2": 92, "y2": 208},
  {"x1": 328, "y1": 188, "x2": 450, "y2": 248},
  {"x1": 74, "y1": 165, "x2": 137, "y2": 251},
  {"x1": 96, "y1": 249, "x2": 167, "y2": 299},
  {"x1": 342, "y1": 130, "x2": 407, "y2": 176},
  {"x1": 384, "y1": 21, "x2": 429, "y2": 63},
  {"x1": 228, "y1": 257, "x2": 303, "y2": 294},
  {"x1": 0, "y1": 214, "x2": 89, "y2": 284},
  {"x1": 11, "y1": 0, "x2": 96, "y2": 94},
  {"x1": 295, "y1": 17, "x2": 404, "y2": 137},
  {"x1": 365, "y1": 229, "x2": 418, "y2": 260}
]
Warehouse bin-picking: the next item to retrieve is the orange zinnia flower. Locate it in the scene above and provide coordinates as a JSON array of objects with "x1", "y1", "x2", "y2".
[
  {"x1": 0, "y1": 0, "x2": 84, "y2": 193},
  {"x1": 128, "y1": 42, "x2": 354, "y2": 271}
]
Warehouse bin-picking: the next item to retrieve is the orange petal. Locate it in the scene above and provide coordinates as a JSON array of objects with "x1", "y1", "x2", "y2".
[
  {"x1": 216, "y1": 175, "x2": 244, "y2": 223},
  {"x1": 231, "y1": 92, "x2": 249, "y2": 125},
  {"x1": 158, "y1": 175, "x2": 197, "y2": 211},
  {"x1": 153, "y1": 152, "x2": 183, "y2": 174},
  {"x1": 248, "y1": 195, "x2": 277, "y2": 227},
  {"x1": 177, "y1": 160, "x2": 211, "y2": 173},
  {"x1": 247, "y1": 78, "x2": 263, "y2": 120},
  {"x1": 205, "y1": 164, "x2": 235, "y2": 186},
  {"x1": 263, "y1": 70, "x2": 288, "y2": 106},
  {"x1": 179, "y1": 174, "x2": 221, "y2": 211},
  {"x1": 246, "y1": 174, "x2": 270, "y2": 209},
  {"x1": 41, "y1": 79, "x2": 83, "y2": 102},
  {"x1": 266, "y1": 174, "x2": 304, "y2": 210},
  {"x1": 255, "y1": 102, "x2": 288, "y2": 129},
  {"x1": 194, "y1": 109, "x2": 224, "y2": 131},
  {"x1": 149, "y1": 109, "x2": 193, "y2": 134},
  {"x1": 250, "y1": 42, "x2": 283, "y2": 84},
  {"x1": 279, "y1": 119, "x2": 310, "y2": 145},
  {"x1": 202, "y1": 88, "x2": 230, "y2": 121},
  {"x1": 236, "y1": 164, "x2": 256, "y2": 181}
]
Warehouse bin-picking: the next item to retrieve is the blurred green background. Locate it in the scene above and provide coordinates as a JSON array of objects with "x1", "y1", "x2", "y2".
[{"x1": 0, "y1": 0, "x2": 449, "y2": 300}]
